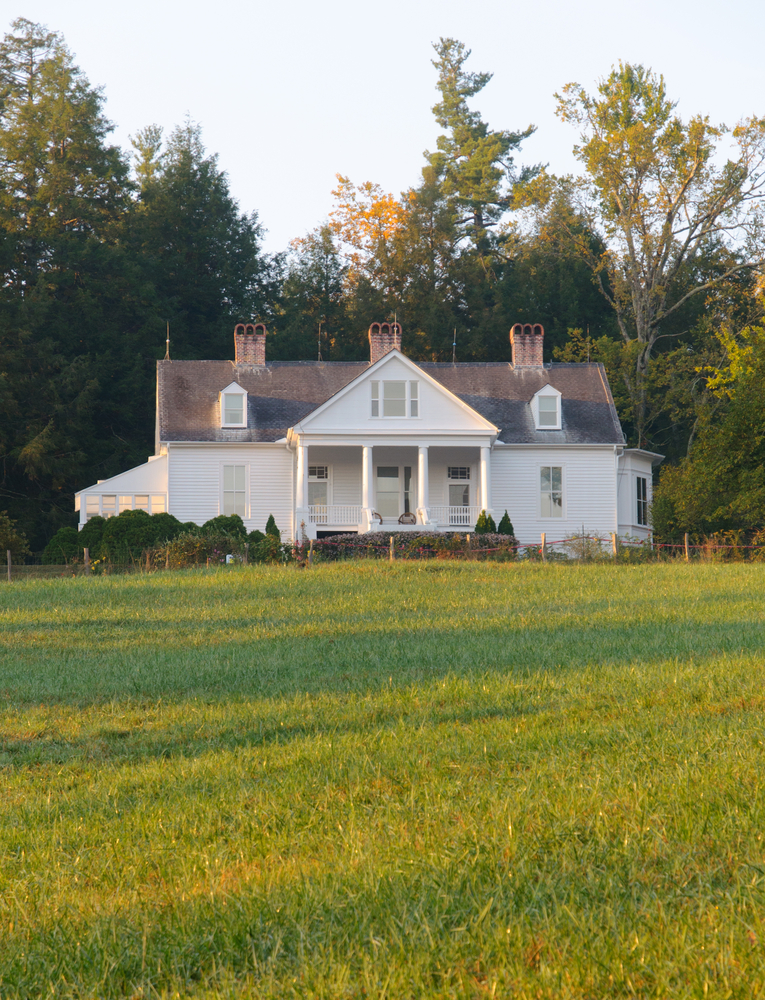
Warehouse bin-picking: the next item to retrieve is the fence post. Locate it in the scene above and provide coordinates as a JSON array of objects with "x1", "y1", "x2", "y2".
[
  {"x1": 244, "y1": 542, "x2": 249, "y2": 566},
  {"x1": 389, "y1": 536, "x2": 394, "y2": 562},
  {"x1": 6, "y1": 549, "x2": 10, "y2": 583},
  {"x1": 83, "y1": 547, "x2": 91, "y2": 576},
  {"x1": 611, "y1": 533, "x2": 617, "y2": 559},
  {"x1": 165, "y1": 551, "x2": 169, "y2": 571},
  {"x1": 541, "y1": 532, "x2": 547, "y2": 562},
  {"x1": 684, "y1": 532, "x2": 690, "y2": 562},
  {"x1": 308, "y1": 539, "x2": 314, "y2": 566}
]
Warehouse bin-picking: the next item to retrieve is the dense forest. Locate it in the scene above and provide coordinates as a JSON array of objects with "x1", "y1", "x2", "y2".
[{"x1": 1, "y1": 18, "x2": 765, "y2": 550}]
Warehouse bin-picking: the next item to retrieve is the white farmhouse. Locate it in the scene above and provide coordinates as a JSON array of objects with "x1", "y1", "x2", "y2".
[{"x1": 75, "y1": 321, "x2": 662, "y2": 543}]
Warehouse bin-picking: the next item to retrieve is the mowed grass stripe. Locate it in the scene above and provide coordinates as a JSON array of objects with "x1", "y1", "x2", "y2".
[{"x1": 1, "y1": 563, "x2": 765, "y2": 997}]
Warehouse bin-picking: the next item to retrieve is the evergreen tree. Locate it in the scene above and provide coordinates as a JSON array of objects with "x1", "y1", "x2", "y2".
[
  {"x1": 426, "y1": 38, "x2": 536, "y2": 250},
  {"x1": 126, "y1": 119, "x2": 276, "y2": 360}
]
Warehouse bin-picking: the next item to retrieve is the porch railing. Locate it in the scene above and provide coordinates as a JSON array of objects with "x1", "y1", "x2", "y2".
[
  {"x1": 428, "y1": 505, "x2": 482, "y2": 527},
  {"x1": 308, "y1": 505, "x2": 363, "y2": 525}
]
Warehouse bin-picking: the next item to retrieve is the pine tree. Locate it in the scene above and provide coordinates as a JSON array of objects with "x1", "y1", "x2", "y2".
[{"x1": 426, "y1": 38, "x2": 535, "y2": 249}]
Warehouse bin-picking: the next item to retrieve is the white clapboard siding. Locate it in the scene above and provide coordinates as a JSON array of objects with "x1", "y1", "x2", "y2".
[
  {"x1": 168, "y1": 443, "x2": 294, "y2": 538},
  {"x1": 491, "y1": 447, "x2": 617, "y2": 544}
]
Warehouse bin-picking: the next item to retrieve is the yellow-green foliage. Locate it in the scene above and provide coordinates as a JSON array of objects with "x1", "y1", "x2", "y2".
[{"x1": 2, "y1": 563, "x2": 765, "y2": 997}]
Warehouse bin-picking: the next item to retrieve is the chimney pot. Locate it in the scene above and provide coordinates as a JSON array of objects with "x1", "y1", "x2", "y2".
[
  {"x1": 510, "y1": 322, "x2": 544, "y2": 368},
  {"x1": 235, "y1": 322, "x2": 266, "y2": 365},
  {"x1": 369, "y1": 321, "x2": 402, "y2": 364}
]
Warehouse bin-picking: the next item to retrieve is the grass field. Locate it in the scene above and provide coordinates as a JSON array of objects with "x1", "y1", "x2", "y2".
[{"x1": 2, "y1": 562, "x2": 765, "y2": 998}]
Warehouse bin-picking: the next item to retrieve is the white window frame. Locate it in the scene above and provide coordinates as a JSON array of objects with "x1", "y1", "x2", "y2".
[
  {"x1": 220, "y1": 463, "x2": 249, "y2": 518},
  {"x1": 531, "y1": 386, "x2": 562, "y2": 431},
  {"x1": 370, "y1": 380, "x2": 420, "y2": 419},
  {"x1": 220, "y1": 382, "x2": 248, "y2": 428},
  {"x1": 539, "y1": 464, "x2": 565, "y2": 519}
]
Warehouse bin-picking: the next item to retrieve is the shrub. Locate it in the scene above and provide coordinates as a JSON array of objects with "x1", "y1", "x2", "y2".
[
  {"x1": 100, "y1": 510, "x2": 186, "y2": 562},
  {"x1": 0, "y1": 511, "x2": 31, "y2": 562},
  {"x1": 41, "y1": 527, "x2": 80, "y2": 564},
  {"x1": 79, "y1": 516, "x2": 107, "y2": 557},
  {"x1": 474, "y1": 510, "x2": 496, "y2": 534},
  {"x1": 202, "y1": 515, "x2": 246, "y2": 538},
  {"x1": 247, "y1": 529, "x2": 266, "y2": 545},
  {"x1": 497, "y1": 511, "x2": 514, "y2": 536},
  {"x1": 265, "y1": 515, "x2": 280, "y2": 538}
]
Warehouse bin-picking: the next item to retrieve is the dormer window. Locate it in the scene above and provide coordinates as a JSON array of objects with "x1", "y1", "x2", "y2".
[
  {"x1": 531, "y1": 387, "x2": 562, "y2": 431},
  {"x1": 220, "y1": 382, "x2": 247, "y2": 428}
]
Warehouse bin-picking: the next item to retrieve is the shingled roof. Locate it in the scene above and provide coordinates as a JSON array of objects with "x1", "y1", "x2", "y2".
[{"x1": 157, "y1": 357, "x2": 624, "y2": 446}]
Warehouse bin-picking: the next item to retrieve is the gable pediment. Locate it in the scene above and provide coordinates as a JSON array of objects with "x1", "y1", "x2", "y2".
[{"x1": 293, "y1": 350, "x2": 497, "y2": 436}]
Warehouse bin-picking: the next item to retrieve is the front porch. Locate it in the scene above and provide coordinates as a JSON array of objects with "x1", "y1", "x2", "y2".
[{"x1": 293, "y1": 444, "x2": 492, "y2": 539}]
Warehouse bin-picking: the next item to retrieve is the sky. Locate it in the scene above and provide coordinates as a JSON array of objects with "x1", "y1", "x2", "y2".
[{"x1": 11, "y1": 0, "x2": 765, "y2": 253}]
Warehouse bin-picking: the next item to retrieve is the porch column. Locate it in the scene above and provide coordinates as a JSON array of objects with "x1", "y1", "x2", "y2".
[
  {"x1": 362, "y1": 445, "x2": 372, "y2": 510},
  {"x1": 480, "y1": 446, "x2": 492, "y2": 512},
  {"x1": 296, "y1": 443, "x2": 308, "y2": 509},
  {"x1": 417, "y1": 446, "x2": 430, "y2": 523}
]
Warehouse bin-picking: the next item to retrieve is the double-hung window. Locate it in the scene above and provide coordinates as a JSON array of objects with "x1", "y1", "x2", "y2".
[
  {"x1": 371, "y1": 380, "x2": 419, "y2": 417},
  {"x1": 222, "y1": 465, "x2": 246, "y2": 517},
  {"x1": 636, "y1": 476, "x2": 648, "y2": 526},
  {"x1": 532, "y1": 388, "x2": 562, "y2": 430},
  {"x1": 540, "y1": 466, "x2": 563, "y2": 518},
  {"x1": 220, "y1": 382, "x2": 247, "y2": 428}
]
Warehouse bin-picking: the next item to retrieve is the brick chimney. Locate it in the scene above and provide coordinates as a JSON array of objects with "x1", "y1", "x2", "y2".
[
  {"x1": 510, "y1": 323, "x2": 544, "y2": 368},
  {"x1": 369, "y1": 322, "x2": 402, "y2": 364},
  {"x1": 234, "y1": 323, "x2": 266, "y2": 365}
]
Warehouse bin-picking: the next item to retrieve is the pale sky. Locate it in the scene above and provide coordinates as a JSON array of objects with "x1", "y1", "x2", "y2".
[{"x1": 11, "y1": 0, "x2": 765, "y2": 252}]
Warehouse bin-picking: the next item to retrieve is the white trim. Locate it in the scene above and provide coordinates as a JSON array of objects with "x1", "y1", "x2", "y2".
[
  {"x1": 531, "y1": 385, "x2": 562, "y2": 431},
  {"x1": 219, "y1": 461, "x2": 249, "y2": 518},
  {"x1": 219, "y1": 381, "x2": 248, "y2": 429},
  {"x1": 538, "y1": 462, "x2": 566, "y2": 520}
]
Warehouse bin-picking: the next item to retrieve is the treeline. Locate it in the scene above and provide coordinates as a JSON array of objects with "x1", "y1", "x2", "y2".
[{"x1": 1, "y1": 19, "x2": 765, "y2": 549}]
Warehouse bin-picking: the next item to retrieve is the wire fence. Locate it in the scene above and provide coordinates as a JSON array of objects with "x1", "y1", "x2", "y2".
[{"x1": 5, "y1": 531, "x2": 765, "y2": 581}]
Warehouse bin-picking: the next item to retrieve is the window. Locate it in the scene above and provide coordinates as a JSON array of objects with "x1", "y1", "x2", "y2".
[
  {"x1": 370, "y1": 380, "x2": 419, "y2": 417},
  {"x1": 308, "y1": 466, "x2": 329, "y2": 508},
  {"x1": 540, "y1": 466, "x2": 563, "y2": 518},
  {"x1": 532, "y1": 388, "x2": 562, "y2": 430},
  {"x1": 537, "y1": 396, "x2": 558, "y2": 426},
  {"x1": 409, "y1": 381, "x2": 419, "y2": 417},
  {"x1": 135, "y1": 495, "x2": 149, "y2": 512},
  {"x1": 223, "y1": 393, "x2": 244, "y2": 424},
  {"x1": 101, "y1": 495, "x2": 116, "y2": 517},
  {"x1": 222, "y1": 465, "x2": 246, "y2": 517},
  {"x1": 151, "y1": 495, "x2": 166, "y2": 514},
  {"x1": 447, "y1": 467, "x2": 470, "y2": 518},
  {"x1": 448, "y1": 467, "x2": 470, "y2": 480},
  {"x1": 636, "y1": 476, "x2": 648, "y2": 526},
  {"x1": 119, "y1": 495, "x2": 132, "y2": 513},
  {"x1": 220, "y1": 383, "x2": 247, "y2": 427}
]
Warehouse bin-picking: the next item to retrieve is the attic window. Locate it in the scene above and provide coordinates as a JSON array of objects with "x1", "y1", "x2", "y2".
[
  {"x1": 532, "y1": 388, "x2": 561, "y2": 430},
  {"x1": 371, "y1": 380, "x2": 420, "y2": 418},
  {"x1": 220, "y1": 384, "x2": 247, "y2": 428}
]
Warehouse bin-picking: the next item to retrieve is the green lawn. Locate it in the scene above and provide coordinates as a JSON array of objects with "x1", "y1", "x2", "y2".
[{"x1": 2, "y1": 562, "x2": 765, "y2": 998}]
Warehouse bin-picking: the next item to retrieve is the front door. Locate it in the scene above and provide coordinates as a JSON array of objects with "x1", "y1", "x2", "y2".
[
  {"x1": 376, "y1": 467, "x2": 399, "y2": 518},
  {"x1": 376, "y1": 466, "x2": 414, "y2": 519}
]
